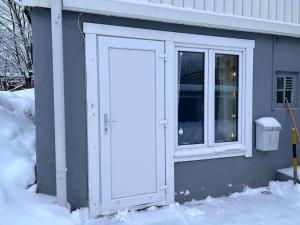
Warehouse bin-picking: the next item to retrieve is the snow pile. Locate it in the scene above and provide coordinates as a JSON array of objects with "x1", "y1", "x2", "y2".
[
  {"x1": 0, "y1": 89, "x2": 76, "y2": 225},
  {"x1": 0, "y1": 89, "x2": 35, "y2": 188}
]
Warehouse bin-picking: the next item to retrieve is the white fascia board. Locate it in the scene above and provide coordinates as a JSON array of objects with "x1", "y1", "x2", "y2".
[{"x1": 15, "y1": 0, "x2": 300, "y2": 38}]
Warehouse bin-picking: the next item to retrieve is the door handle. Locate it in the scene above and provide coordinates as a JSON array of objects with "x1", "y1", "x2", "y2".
[{"x1": 104, "y1": 113, "x2": 117, "y2": 133}]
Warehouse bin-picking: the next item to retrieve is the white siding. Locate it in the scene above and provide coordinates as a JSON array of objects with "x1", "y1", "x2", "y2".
[
  {"x1": 149, "y1": 0, "x2": 161, "y2": 3},
  {"x1": 269, "y1": 0, "x2": 277, "y2": 20},
  {"x1": 215, "y1": 0, "x2": 224, "y2": 13},
  {"x1": 277, "y1": 0, "x2": 285, "y2": 21},
  {"x1": 184, "y1": 0, "x2": 194, "y2": 8},
  {"x1": 243, "y1": 0, "x2": 252, "y2": 17},
  {"x1": 252, "y1": 0, "x2": 260, "y2": 18},
  {"x1": 233, "y1": 0, "x2": 243, "y2": 16},
  {"x1": 161, "y1": 0, "x2": 172, "y2": 4},
  {"x1": 224, "y1": 0, "x2": 234, "y2": 14},
  {"x1": 205, "y1": 0, "x2": 215, "y2": 11},
  {"x1": 260, "y1": 0, "x2": 269, "y2": 19},
  {"x1": 173, "y1": 0, "x2": 183, "y2": 7},
  {"x1": 146, "y1": 0, "x2": 300, "y2": 24},
  {"x1": 292, "y1": 0, "x2": 299, "y2": 23},
  {"x1": 285, "y1": 0, "x2": 292, "y2": 22},
  {"x1": 195, "y1": 0, "x2": 205, "y2": 10}
]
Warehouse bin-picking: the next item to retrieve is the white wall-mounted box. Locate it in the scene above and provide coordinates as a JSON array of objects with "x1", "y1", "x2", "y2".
[{"x1": 255, "y1": 117, "x2": 281, "y2": 151}]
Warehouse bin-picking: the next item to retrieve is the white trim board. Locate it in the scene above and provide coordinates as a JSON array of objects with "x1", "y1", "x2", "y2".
[
  {"x1": 85, "y1": 33, "x2": 101, "y2": 217},
  {"x1": 85, "y1": 23, "x2": 254, "y2": 217},
  {"x1": 83, "y1": 23, "x2": 255, "y2": 49},
  {"x1": 15, "y1": 0, "x2": 300, "y2": 38}
]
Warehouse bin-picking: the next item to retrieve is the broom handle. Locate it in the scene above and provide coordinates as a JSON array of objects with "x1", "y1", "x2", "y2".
[{"x1": 285, "y1": 97, "x2": 300, "y2": 144}]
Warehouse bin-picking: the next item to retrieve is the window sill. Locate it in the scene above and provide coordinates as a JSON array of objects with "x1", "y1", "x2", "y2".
[{"x1": 174, "y1": 144, "x2": 248, "y2": 162}]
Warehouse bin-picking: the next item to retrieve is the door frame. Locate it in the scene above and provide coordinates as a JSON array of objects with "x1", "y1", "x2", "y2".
[{"x1": 84, "y1": 24, "x2": 176, "y2": 217}]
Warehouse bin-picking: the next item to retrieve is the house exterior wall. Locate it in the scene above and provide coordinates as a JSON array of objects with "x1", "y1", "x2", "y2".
[{"x1": 32, "y1": 8, "x2": 300, "y2": 209}]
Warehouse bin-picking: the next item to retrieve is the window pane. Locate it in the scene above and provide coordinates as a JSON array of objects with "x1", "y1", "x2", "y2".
[
  {"x1": 277, "y1": 91, "x2": 284, "y2": 103},
  {"x1": 215, "y1": 54, "x2": 238, "y2": 143},
  {"x1": 277, "y1": 77, "x2": 284, "y2": 90},
  {"x1": 285, "y1": 91, "x2": 292, "y2": 103},
  {"x1": 178, "y1": 51, "x2": 205, "y2": 145}
]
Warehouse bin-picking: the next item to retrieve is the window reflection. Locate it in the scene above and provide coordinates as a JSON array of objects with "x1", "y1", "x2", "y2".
[
  {"x1": 215, "y1": 54, "x2": 238, "y2": 143},
  {"x1": 178, "y1": 51, "x2": 205, "y2": 145}
]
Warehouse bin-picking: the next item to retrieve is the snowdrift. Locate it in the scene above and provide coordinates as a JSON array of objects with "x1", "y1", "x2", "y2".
[
  {"x1": 0, "y1": 89, "x2": 35, "y2": 188},
  {"x1": 0, "y1": 89, "x2": 76, "y2": 225}
]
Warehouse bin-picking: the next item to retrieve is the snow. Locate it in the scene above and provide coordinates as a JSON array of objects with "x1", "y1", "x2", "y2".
[
  {"x1": 0, "y1": 89, "x2": 75, "y2": 225},
  {"x1": 255, "y1": 117, "x2": 282, "y2": 129},
  {"x1": 184, "y1": 190, "x2": 190, "y2": 196},
  {"x1": 1, "y1": 89, "x2": 300, "y2": 225},
  {"x1": 13, "y1": 88, "x2": 35, "y2": 101},
  {"x1": 83, "y1": 181, "x2": 300, "y2": 225},
  {"x1": 179, "y1": 189, "x2": 190, "y2": 196},
  {"x1": 0, "y1": 89, "x2": 35, "y2": 188},
  {"x1": 278, "y1": 166, "x2": 300, "y2": 178}
]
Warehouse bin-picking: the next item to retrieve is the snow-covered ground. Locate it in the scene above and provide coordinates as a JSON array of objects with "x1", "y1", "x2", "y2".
[
  {"x1": 91, "y1": 181, "x2": 300, "y2": 225},
  {"x1": 1, "y1": 89, "x2": 300, "y2": 225}
]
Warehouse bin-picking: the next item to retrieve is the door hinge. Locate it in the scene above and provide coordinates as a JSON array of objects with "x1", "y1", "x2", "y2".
[
  {"x1": 159, "y1": 119, "x2": 168, "y2": 128},
  {"x1": 159, "y1": 53, "x2": 167, "y2": 61},
  {"x1": 160, "y1": 185, "x2": 168, "y2": 192}
]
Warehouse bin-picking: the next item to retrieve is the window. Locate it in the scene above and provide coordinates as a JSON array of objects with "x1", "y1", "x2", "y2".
[
  {"x1": 178, "y1": 51, "x2": 205, "y2": 145},
  {"x1": 176, "y1": 46, "x2": 253, "y2": 161},
  {"x1": 177, "y1": 50, "x2": 240, "y2": 146},
  {"x1": 215, "y1": 54, "x2": 239, "y2": 143},
  {"x1": 274, "y1": 71, "x2": 298, "y2": 108}
]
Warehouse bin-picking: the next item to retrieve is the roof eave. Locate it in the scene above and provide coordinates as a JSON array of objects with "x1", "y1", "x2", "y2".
[{"x1": 14, "y1": 0, "x2": 300, "y2": 38}]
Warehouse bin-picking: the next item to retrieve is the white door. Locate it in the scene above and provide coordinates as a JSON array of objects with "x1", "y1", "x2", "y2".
[{"x1": 98, "y1": 36, "x2": 166, "y2": 213}]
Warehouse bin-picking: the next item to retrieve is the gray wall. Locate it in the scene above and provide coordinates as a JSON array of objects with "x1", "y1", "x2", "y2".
[{"x1": 32, "y1": 8, "x2": 300, "y2": 209}]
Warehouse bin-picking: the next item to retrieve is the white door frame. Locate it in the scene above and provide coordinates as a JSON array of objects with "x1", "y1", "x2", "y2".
[{"x1": 84, "y1": 24, "x2": 176, "y2": 217}]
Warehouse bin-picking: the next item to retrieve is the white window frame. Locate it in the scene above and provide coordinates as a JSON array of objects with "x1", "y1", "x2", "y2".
[
  {"x1": 209, "y1": 50, "x2": 243, "y2": 147},
  {"x1": 175, "y1": 47, "x2": 247, "y2": 161},
  {"x1": 175, "y1": 47, "x2": 253, "y2": 161},
  {"x1": 84, "y1": 23, "x2": 254, "y2": 217},
  {"x1": 176, "y1": 47, "x2": 209, "y2": 150}
]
